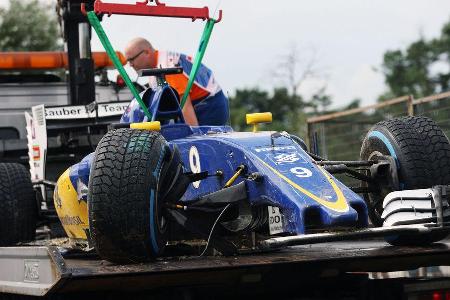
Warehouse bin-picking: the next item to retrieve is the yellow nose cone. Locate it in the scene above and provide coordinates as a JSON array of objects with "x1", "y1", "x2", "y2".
[
  {"x1": 54, "y1": 169, "x2": 89, "y2": 240},
  {"x1": 246, "y1": 112, "x2": 272, "y2": 132},
  {"x1": 130, "y1": 121, "x2": 161, "y2": 131}
]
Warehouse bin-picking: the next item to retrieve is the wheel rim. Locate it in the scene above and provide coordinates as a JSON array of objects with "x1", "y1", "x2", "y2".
[{"x1": 365, "y1": 151, "x2": 395, "y2": 226}]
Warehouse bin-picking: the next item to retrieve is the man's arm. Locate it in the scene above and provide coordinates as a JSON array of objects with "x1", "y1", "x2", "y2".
[{"x1": 181, "y1": 95, "x2": 199, "y2": 126}]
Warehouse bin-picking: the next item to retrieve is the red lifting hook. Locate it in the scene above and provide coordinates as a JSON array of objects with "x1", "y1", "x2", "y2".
[{"x1": 81, "y1": 0, "x2": 222, "y2": 23}]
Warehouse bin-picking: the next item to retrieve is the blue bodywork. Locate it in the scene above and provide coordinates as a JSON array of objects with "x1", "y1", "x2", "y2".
[
  {"x1": 166, "y1": 128, "x2": 368, "y2": 234},
  {"x1": 70, "y1": 84, "x2": 368, "y2": 235}
]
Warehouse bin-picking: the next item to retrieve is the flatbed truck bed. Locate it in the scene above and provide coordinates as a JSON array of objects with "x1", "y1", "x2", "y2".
[{"x1": 1, "y1": 238, "x2": 450, "y2": 299}]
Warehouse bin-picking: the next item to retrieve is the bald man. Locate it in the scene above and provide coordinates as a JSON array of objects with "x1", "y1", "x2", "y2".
[{"x1": 122, "y1": 37, "x2": 229, "y2": 126}]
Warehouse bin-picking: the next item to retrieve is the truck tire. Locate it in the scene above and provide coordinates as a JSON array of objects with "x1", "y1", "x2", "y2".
[
  {"x1": 88, "y1": 128, "x2": 178, "y2": 263},
  {"x1": 0, "y1": 163, "x2": 36, "y2": 246},
  {"x1": 361, "y1": 117, "x2": 450, "y2": 245}
]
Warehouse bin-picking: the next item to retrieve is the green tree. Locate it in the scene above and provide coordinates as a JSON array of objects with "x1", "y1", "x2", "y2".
[
  {"x1": 380, "y1": 20, "x2": 450, "y2": 99},
  {"x1": 0, "y1": 0, "x2": 61, "y2": 51},
  {"x1": 229, "y1": 87, "x2": 307, "y2": 137},
  {"x1": 309, "y1": 87, "x2": 332, "y2": 114}
]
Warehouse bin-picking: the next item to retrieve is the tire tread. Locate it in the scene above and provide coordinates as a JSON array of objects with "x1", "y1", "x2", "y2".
[
  {"x1": 0, "y1": 163, "x2": 36, "y2": 246},
  {"x1": 88, "y1": 129, "x2": 167, "y2": 262}
]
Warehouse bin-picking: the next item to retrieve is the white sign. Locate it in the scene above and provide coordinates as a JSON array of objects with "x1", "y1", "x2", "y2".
[
  {"x1": 268, "y1": 206, "x2": 284, "y2": 235},
  {"x1": 44, "y1": 102, "x2": 129, "y2": 119},
  {"x1": 26, "y1": 105, "x2": 47, "y2": 181},
  {"x1": 189, "y1": 146, "x2": 201, "y2": 188},
  {"x1": 45, "y1": 105, "x2": 93, "y2": 119},
  {"x1": 98, "y1": 102, "x2": 129, "y2": 117}
]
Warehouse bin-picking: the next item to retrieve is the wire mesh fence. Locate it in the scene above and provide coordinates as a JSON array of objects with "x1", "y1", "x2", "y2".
[
  {"x1": 306, "y1": 92, "x2": 450, "y2": 187},
  {"x1": 307, "y1": 95, "x2": 412, "y2": 161}
]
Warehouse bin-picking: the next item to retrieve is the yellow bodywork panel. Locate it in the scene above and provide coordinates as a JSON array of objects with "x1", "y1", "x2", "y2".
[
  {"x1": 54, "y1": 169, "x2": 89, "y2": 239},
  {"x1": 130, "y1": 121, "x2": 161, "y2": 131},
  {"x1": 246, "y1": 112, "x2": 272, "y2": 132}
]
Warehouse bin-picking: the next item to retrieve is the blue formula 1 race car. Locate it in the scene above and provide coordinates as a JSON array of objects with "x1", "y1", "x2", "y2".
[{"x1": 43, "y1": 67, "x2": 450, "y2": 263}]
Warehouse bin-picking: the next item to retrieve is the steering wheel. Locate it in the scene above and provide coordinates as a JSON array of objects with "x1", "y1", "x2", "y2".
[{"x1": 138, "y1": 67, "x2": 183, "y2": 77}]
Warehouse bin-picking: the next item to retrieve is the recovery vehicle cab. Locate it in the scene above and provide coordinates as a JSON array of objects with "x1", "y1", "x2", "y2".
[{"x1": 0, "y1": 51, "x2": 136, "y2": 173}]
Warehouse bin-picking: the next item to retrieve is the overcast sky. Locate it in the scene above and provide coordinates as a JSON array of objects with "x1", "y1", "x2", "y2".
[{"x1": 2, "y1": 0, "x2": 450, "y2": 108}]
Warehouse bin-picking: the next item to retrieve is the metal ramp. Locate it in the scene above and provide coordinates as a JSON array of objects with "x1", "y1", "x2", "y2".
[{"x1": 1, "y1": 239, "x2": 450, "y2": 297}]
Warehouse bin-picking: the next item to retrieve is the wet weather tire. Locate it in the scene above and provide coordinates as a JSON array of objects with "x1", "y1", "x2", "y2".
[
  {"x1": 0, "y1": 163, "x2": 36, "y2": 246},
  {"x1": 88, "y1": 128, "x2": 176, "y2": 263},
  {"x1": 361, "y1": 118, "x2": 430, "y2": 225},
  {"x1": 402, "y1": 116, "x2": 450, "y2": 184},
  {"x1": 361, "y1": 117, "x2": 450, "y2": 245}
]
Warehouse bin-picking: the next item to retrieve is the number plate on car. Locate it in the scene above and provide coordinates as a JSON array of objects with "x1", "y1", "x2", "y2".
[{"x1": 268, "y1": 206, "x2": 283, "y2": 235}]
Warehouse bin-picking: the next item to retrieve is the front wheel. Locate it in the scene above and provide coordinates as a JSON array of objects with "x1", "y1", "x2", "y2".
[
  {"x1": 361, "y1": 116, "x2": 450, "y2": 245},
  {"x1": 88, "y1": 128, "x2": 182, "y2": 263}
]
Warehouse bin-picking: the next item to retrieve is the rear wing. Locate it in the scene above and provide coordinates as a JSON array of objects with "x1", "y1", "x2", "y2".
[{"x1": 25, "y1": 101, "x2": 129, "y2": 181}]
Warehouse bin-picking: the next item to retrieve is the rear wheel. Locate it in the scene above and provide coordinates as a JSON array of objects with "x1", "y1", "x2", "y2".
[
  {"x1": 88, "y1": 128, "x2": 181, "y2": 263},
  {"x1": 360, "y1": 117, "x2": 450, "y2": 245},
  {"x1": 0, "y1": 163, "x2": 36, "y2": 246}
]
